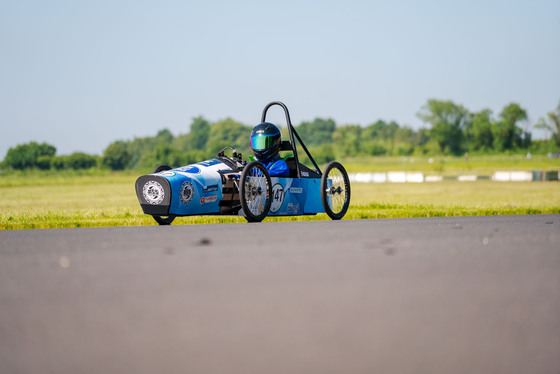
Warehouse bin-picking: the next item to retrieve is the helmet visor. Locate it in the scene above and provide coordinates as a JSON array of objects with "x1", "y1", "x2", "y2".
[{"x1": 251, "y1": 134, "x2": 279, "y2": 151}]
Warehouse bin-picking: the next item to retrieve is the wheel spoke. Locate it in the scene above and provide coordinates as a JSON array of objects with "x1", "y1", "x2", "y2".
[
  {"x1": 245, "y1": 168, "x2": 268, "y2": 215},
  {"x1": 327, "y1": 168, "x2": 347, "y2": 214},
  {"x1": 240, "y1": 161, "x2": 272, "y2": 222}
]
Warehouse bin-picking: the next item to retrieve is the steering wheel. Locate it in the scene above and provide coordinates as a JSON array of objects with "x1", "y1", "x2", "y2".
[{"x1": 217, "y1": 146, "x2": 247, "y2": 170}]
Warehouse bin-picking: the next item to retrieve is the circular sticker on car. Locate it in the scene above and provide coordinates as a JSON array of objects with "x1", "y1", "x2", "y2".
[
  {"x1": 270, "y1": 183, "x2": 284, "y2": 213},
  {"x1": 143, "y1": 180, "x2": 165, "y2": 205},
  {"x1": 180, "y1": 181, "x2": 195, "y2": 205},
  {"x1": 177, "y1": 165, "x2": 201, "y2": 174}
]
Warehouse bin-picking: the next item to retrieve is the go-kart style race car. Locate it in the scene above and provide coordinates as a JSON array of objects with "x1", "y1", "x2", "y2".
[{"x1": 135, "y1": 101, "x2": 350, "y2": 224}]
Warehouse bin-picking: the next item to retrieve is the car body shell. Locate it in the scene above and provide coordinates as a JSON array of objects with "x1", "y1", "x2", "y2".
[{"x1": 135, "y1": 157, "x2": 326, "y2": 218}]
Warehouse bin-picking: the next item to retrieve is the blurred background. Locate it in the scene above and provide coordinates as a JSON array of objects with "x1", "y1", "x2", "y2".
[{"x1": 1, "y1": 0, "x2": 559, "y2": 163}]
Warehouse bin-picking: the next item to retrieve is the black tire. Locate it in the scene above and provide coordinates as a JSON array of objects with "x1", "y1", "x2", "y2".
[
  {"x1": 152, "y1": 164, "x2": 172, "y2": 173},
  {"x1": 240, "y1": 161, "x2": 272, "y2": 222},
  {"x1": 153, "y1": 215, "x2": 175, "y2": 225},
  {"x1": 151, "y1": 164, "x2": 175, "y2": 225},
  {"x1": 321, "y1": 161, "x2": 351, "y2": 220}
]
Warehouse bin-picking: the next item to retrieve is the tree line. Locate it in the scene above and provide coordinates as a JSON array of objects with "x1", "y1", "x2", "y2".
[{"x1": 2, "y1": 99, "x2": 559, "y2": 171}]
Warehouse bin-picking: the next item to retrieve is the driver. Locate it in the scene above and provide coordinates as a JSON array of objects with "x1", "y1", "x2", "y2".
[{"x1": 250, "y1": 122, "x2": 290, "y2": 177}]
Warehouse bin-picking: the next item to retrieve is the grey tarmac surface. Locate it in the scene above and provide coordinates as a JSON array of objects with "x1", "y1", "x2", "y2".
[{"x1": 1, "y1": 215, "x2": 559, "y2": 374}]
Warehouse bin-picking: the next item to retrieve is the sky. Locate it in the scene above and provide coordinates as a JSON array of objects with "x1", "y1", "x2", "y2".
[{"x1": 1, "y1": 0, "x2": 559, "y2": 157}]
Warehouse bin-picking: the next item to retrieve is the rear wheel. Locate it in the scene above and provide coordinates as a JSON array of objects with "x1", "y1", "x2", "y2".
[
  {"x1": 321, "y1": 161, "x2": 351, "y2": 220},
  {"x1": 240, "y1": 161, "x2": 272, "y2": 222},
  {"x1": 151, "y1": 164, "x2": 175, "y2": 225}
]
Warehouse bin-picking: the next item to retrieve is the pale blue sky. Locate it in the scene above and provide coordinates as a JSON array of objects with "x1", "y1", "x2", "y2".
[{"x1": 1, "y1": 0, "x2": 559, "y2": 157}]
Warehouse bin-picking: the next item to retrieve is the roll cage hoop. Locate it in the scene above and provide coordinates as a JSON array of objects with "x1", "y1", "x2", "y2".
[{"x1": 260, "y1": 101, "x2": 322, "y2": 178}]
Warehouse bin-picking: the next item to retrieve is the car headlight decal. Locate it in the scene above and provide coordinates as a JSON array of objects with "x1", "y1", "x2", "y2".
[
  {"x1": 143, "y1": 180, "x2": 165, "y2": 205},
  {"x1": 180, "y1": 181, "x2": 195, "y2": 205}
]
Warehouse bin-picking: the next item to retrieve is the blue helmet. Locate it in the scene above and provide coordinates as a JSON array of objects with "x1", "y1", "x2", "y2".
[{"x1": 250, "y1": 122, "x2": 282, "y2": 160}]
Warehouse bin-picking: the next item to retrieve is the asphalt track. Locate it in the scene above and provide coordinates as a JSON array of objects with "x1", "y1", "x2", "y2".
[{"x1": 1, "y1": 215, "x2": 559, "y2": 374}]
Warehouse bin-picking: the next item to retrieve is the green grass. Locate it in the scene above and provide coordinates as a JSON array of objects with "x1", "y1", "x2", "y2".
[
  {"x1": 1, "y1": 167, "x2": 559, "y2": 229},
  {"x1": 349, "y1": 182, "x2": 560, "y2": 219}
]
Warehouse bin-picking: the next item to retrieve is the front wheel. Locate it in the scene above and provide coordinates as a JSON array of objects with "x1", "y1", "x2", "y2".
[
  {"x1": 240, "y1": 161, "x2": 272, "y2": 222},
  {"x1": 321, "y1": 161, "x2": 351, "y2": 220},
  {"x1": 153, "y1": 215, "x2": 176, "y2": 225},
  {"x1": 152, "y1": 164, "x2": 172, "y2": 173}
]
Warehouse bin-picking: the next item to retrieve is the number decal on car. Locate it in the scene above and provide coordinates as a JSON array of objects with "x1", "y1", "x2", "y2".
[{"x1": 270, "y1": 183, "x2": 285, "y2": 213}]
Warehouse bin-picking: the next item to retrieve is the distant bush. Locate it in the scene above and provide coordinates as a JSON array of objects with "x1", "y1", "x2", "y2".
[
  {"x1": 3, "y1": 142, "x2": 56, "y2": 170},
  {"x1": 102, "y1": 142, "x2": 130, "y2": 170},
  {"x1": 51, "y1": 156, "x2": 67, "y2": 170},
  {"x1": 362, "y1": 142, "x2": 387, "y2": 156},
  {"x1": 311, "y1": 144, "x2": 336, "y2": 164},
  {"x1": 66, "y1": 152, "x2": 99, "y2": 170},
  {"x1": 36, "y1": 155, "x2": 54, "y2": 170}
]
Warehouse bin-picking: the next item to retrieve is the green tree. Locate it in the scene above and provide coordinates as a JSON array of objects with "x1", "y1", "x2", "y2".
[
  {"x1": 493, "y1": 103, "x2": 527, "y2": 151},
  {"x1": 417, "y1": 99, "x2": 470, "y2": 155},
  {"x1": 156, "y1": 129, "x2": 174, "y2": 143},
  {"x1": 123, "y1": 129, "x2": 177, "y2": 169},
  {"x1": 332, "y1": 125, "x2": 362, "y2": 157},
  {"x1": 188, "y1": 117, "x2": 210, "y2": 150},
  {"x1": 308, "y1": 144, "x2": 335, "y2": 164},
  {"x1": 363, "y1": 120, "x2": 399, "y2": 141},
  {"x1": 534, "y1": 117, "x2": 551, "y2": 139},
  {"x1": 394, "y1": 126, "x2": 417, "y2": 155},
  {"x1": 207, "y1": 118, "x2": 251, "y2": 155},
  {"x1": 295, "y1": 118, "x2": 336, "y2": 147},
  {"x1": 139, "y1": 145, "x2": 180, "y2": 169},
  {"x1": 36, "y1": 155, "x2": 54, "y2": 170},
  {"x1": 362, "y1": 120, "x2": 400, "y2": 154},
  {"x1": 470, "y1": 109, "x2": 494, "y2": 151},
  {"x1": 102, "y1": 142, "x2": 130, "y2": 170},
  {"x1": 3, "y1": 141, "x2": 56, "y2": 170},
  {"x1": 51, "y1": 156, "x2": 67, "y2": 170},
  {"x1": 126, "y1": 137, "x2": 155, "y2": 169},
  {"x1": 361, "y1": 142, "x2": 387, "y2": 156},
  {"x1": 414, "y1": 128, "x2": 431, "y2": 149},
  {"x1": 173, "y1": 117, "x2": 211, "y2": 155},
  {"x1": 546, "y1": 101, "x2": 560, "y2": 146},
  {"x1": 153, "y1": 144, "x2": 183, "y2": 167},
  {"x1": 66, "y1": 152, "x2": 98, "y2": 170}
]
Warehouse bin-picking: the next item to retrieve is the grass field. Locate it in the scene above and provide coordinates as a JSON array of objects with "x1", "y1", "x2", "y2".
[{"x1": 1, "y1": 166, "x2": 559, "y2": 229}]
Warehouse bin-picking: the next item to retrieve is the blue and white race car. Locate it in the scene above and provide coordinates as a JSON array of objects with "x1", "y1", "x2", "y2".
[{"x1": 135, "y1": 102, "x2": 351, "y2": 224}]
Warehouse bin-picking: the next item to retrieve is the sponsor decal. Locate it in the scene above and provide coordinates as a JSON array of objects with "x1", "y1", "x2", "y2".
[
  {"x1": 200, "y1": 195, "x2": 218, "y2": 204},
  {"x1": 287, "y1": 203, "x2": 300, "y2": 214},
  {"x1": 143, "y1": 181, "x2": 165, "y2": 205},
  {"x1": 176, "y1": 165, "x2": 201, "y2": 174},
  {"x1": 180, "y1": 181, "x2": 195, "y2": 205},
  {"x1": 301, "y1": 171, "x2": 309, "y2": 177},
  {"x1": 197, "y1": 159, "x2": 221, "y2": 167},
  {"x1": 289, "y1": 187, "x2": 303, "y2": 194},
  {"x1": 270, "y1": 183, "x2": 285, "y2": 213},
  {"x1": 203, "y1": 184, "x2": 219, "y2": 193}
]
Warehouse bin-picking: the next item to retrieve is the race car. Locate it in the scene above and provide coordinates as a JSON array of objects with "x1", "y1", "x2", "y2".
[{"x1": 135, "y1": 101, "x2": 351, "y2": 224}]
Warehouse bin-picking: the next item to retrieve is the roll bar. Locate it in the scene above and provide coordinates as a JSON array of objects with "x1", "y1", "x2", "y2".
[{"x1": 260, "y1": 101, "x2": 322, "y2": 177}]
